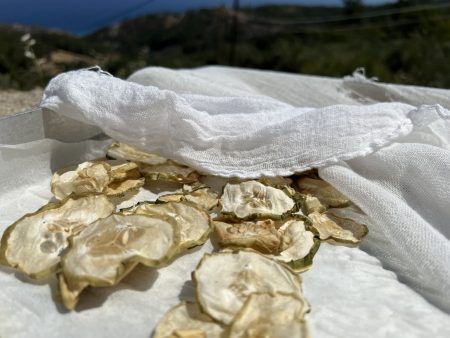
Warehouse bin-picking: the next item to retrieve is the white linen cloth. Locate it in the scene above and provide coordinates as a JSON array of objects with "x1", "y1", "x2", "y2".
[
  {"x1": 41, "y1": 67, "x2": 449, "y2": 178},
  {"x1": 40, "y1": 66, "x2": 450, "y2": 314}
]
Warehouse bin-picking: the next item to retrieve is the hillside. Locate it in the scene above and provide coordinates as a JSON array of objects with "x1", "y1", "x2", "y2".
[{"x1": 1, "y1": 3, "x2": 449, "y2": 90}]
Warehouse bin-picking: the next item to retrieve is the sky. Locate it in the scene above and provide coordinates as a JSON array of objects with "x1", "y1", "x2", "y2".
[{"x1": 0, "y1": 0, "x2": 395, "y2": 35}]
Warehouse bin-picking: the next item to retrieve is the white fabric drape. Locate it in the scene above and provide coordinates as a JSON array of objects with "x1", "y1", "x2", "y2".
[{"x1": 40, "y1": 66, "x2": 450, "y2": 313}]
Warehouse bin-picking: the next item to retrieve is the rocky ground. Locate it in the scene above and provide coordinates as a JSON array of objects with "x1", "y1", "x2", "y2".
[{"x1": 0, "y1": 88, "x2": 43, "y2": 117}]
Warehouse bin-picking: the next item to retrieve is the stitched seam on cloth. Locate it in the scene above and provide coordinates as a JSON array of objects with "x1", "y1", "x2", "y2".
[{"x1": 187, "y1": 119, "x2": 414, "y2": 177}]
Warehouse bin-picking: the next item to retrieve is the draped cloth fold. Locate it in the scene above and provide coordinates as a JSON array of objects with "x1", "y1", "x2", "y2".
[{"x1": 41, "y1": 66, "x2": 450, "y2": 312}]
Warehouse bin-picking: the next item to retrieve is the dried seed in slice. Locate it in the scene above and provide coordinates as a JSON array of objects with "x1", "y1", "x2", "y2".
[
  {"x1": 274, "y1": 219, "x2": 318, "y2": 272},
  {"x1": 107, "y1": 141, "x2": 168, "y2": 165},
  {"x1": 228, "y1": 292, "x2": 310, "y2": 338},
  {"x1": 297, "y1": 177, "x2": 350, "y2": 208},
  {"x1": 51, "y1": 162, "x2": 112, "y2": 200},
  {"x1": 220, "y1": 181, "x2": 295, "y2": 219},
  {"x1": 60, "y1": 214, "x2": 180, "y2": 309},
  {"x1": 122, "y1": 201, "x2": 211, "y2": 250},
  {"x1": 141, "y1": 161, "x2": 200, "y2": 184},
  {"x1": 158, "y1": 184, "x2": 219, "y2": 211},
  {"x1": 213, "y1": 219, "x2": 281, "y2": 254},
  {"x1": 308, "y1": 211, "x2": 368, "y2": 246},
  {"x1": 153, "y1": 301, "x2": 224, "y2": 338},
  {"x1": 0, "y1": 195, "x2": 115, "y2": 279},
  {"x1": 193, "y1": 250, "x2": 302, "y2": 324}
]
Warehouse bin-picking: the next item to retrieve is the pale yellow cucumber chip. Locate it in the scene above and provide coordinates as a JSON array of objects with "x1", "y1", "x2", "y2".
[
  {"x1": 220, "y1": 181, "x2": 295, "y2": 219},
  {"x1": 158, "y1": 184, "x2": 219, "y2": 210},
  {"x1": 193, "y1": 250, "x2": 302, "y2": 325},
  {"x1": 213, "y1": 219, "x2": 281, "y2": 254},
  {"x1": 109, "y1": 161, "x2": 141, "y2": 181},
  {"x1": 51, "y1": 160, "x2": 144, "y2": 199},
  {"x1": 51, "y1": 162, "x2": 112, "y2": 200},
  {"x1": 309, "y1": 211, "x2": 368, "y2": 246},
  {"x1": 276, "y1": 219, "x2": 315, "y2": 264},
  {"x1": 107, "y1": 141, "x2": 168, "y2": 165},
  {"x1": 122, "y1": 201, "x2": 211, "y2": 250},
  {"x1": 153, "y1": 301, "x2": 224, "y2": 338},
  {"x1": 297, "y1": 177, "x2": 350, "y2": 208},
  {"x1": 141, "y1": 161, "x2": 200, "y2": 184},
  {"x1": 228, "y1": 292, "x2": 310, "y2": 338},
  {"x1": 0, "y1": 195, "x2": 115, "y2": 279},
  {"x1": 105, "y1": 177, "x2": 145, "y2": 197},
  {"x1": 257, "y1": 177, "x2": 293, "y2": 187},
  {"x1": 303, "y1": 195, "x2": 326, "y2": 214},
  {"x1": 60, "y1": 214, "x2": 180, "y2": 309}
]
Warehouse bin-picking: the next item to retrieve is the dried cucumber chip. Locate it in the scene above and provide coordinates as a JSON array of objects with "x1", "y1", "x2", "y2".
[
  {"x1": 228, "y1": 292, "x2": 310, "y2": 338},
  {"x1": 109, "y1": 161, "x2": 141, "y2": 181},
  {"x1": 274, "y1": 219, "x2": 318, "y2": 272},
  {"x1": 153, "y1": 301, "x2": 224, "y2": 338},
  {"x1": 51, "y1": 160, "x2": 144, "y2": 200},
  {"x1": 60, "y1": 214, "x2": 180, "y2": 309},
  {"x1": 122, "y1": 201, "x2": 211, "y2": 250},
  {"x1": 193, "y1": 250, "x2": 303, "y2": 325},
  {"x1": 158, "y1": 184, "x2": 218, "y2": 211},
  {"x1": 107, "y1": 141, "x2": 168, "y2": 166},
  {"x1": 303, "y1": 195, "x2": 326, "y2": 214},
  {"x1": 257, "y1": 176, "x2": 293, "y2": 187},
  {"x1": 213, "y1": 219, "x2": 281, "y2": 254},
  {"x1": 0, "y1": 195, "x2": 115, "y2": 279},
  {"x1": 51, "y1": 162, "x2": 112, "y2": 200},
  {"x1": 297, "y1": 177, "x2": 350, "y2": 208},
  {"x1": 141, "y1": 161, "x2": 200, "y2": 184},
  {"x1": 107, "y1": 141, "x2": 199, "y2": 184},
  {"x1": 220, "y1": 181, "x2": 295, "y2": 219},
  {"x1": 309, "y1": 210, "x2": 368, "y2": 246},
  {"x1": 214, "y1": 218, "x2": 319, "y2": 272}
]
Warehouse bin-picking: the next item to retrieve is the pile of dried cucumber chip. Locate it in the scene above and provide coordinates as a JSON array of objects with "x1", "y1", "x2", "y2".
[{"x1": 0, "y1": 141, "x2": 368, "y2": 337}]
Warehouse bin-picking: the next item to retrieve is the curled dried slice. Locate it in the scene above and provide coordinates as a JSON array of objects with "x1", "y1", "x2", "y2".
[
  {"x1": 297, "y1": 177, "x2": 350, "y2": 208},
  {"x1": 122, "y1": 201, "x2": 211, "y2": 250},
  {"x1": 141, "y1": 161, "x2": 200, "y2": 184},
  {"x1": 153, "y1": 301, "x2": 224, "y2": 338},
  {"x1": 0, "y1": 195, "x2": 115, "y2": 279},
  {"x1": 158, "y1": 184, "x2": 218, "y2": 210},
  {"x1": 213, "y1": 219, "x2": 281, "y2": 254},
  {"x1": 220, "y1": 181, "x2": 295, "y2": 219},
  {"x1": 107, "y1": 141, "x2": 167, "y2": 165},
  {"x1": 308, "y1": 211, "x2": 368, "y2": 246},
  {"x1": 275, "y1": 219, "x2": 318, "y2": 272},
  {"x1": 104, "y1": 177, "x2": 145, "y2": 197},
  {"x1": 303, "y1": 195, "x2": 326, "y2": 214},
  {"x1": 109, "y1": 161, "x2": 142, "y2": 181},
  {"x1": 193, "y1": 250, "x2": 302, "y2": 324},
  {"x1": 51, "y1": 161, "x2": 112, "y2": 200},
  {"x1": 60, "y1": 214, "x2": 179, "y2": 309},
  {"x1": 228, "y1": 292, "x2": 310, "y2": 338},
  {"x1": 51, "y1": 160, "x2": 144, "y2": 199},
  {"x1": 257, "y1": 176, "x2": 293, "y2": 187}
]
